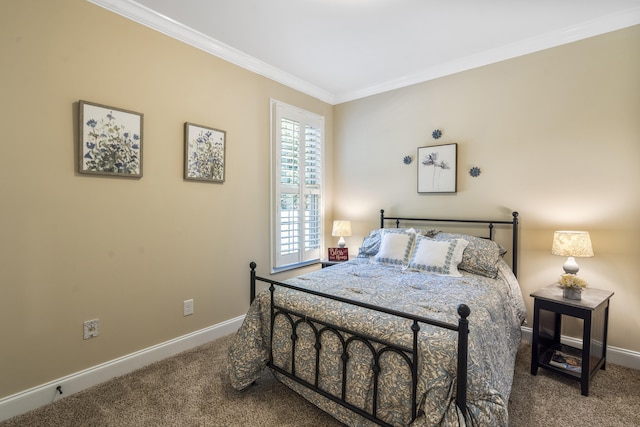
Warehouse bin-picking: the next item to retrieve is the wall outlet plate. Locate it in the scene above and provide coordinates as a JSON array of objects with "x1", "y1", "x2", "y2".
[
  {"x1": 83, "y1": 319, "x2": 99, "y2": 339},
  {"x1": 184, "y1": 299, "x2": 194, "y2": 316}
]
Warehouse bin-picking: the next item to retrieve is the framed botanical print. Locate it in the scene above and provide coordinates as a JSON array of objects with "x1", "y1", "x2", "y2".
[
  {"x1": 78, "y1": 100, "x2": 143, "y2": 178},
  {"x1": 417, "y1": 143, "x2": 457, "y2": 193},
  {"x1": 184, "y1": 122, "x2": 226, "y2": 183}
]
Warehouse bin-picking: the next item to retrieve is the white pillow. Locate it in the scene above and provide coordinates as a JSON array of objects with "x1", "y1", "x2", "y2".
[
  {"x1": 408, "y1": 236, "x2": 469, "y2": 276},
  {"x1": 374, "y1": 230, "x2": 416, "y2": 266}
]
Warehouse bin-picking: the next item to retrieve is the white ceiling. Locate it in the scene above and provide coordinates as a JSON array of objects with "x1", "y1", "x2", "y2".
[{"x1": 91, "y1": 0, "x2": 640, "y2": 104}]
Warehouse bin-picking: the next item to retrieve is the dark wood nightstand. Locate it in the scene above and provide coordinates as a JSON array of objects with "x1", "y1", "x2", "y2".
[
  {"x1": 320, "y1": 259, "x2": 347, "y2": 268},
  {"x1": 530, "y1": 284, "x2": 614, "y2": 396}
]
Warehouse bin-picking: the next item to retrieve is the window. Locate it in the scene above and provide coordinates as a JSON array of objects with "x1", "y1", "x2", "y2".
[{"x1": 271, "y1": 100, "x2": 324, "y2": 272}]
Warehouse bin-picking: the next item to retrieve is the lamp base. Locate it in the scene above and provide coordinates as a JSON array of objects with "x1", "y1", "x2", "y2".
[
  {"x1": 337, "y1": 236, "x2": 346, "y2": 248},
  {"x1": 562, "y1": 256, "x2": 579, "y2": 274}
]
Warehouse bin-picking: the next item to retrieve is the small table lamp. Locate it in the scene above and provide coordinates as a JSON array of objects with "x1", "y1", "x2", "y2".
[
  {"x1": 332, "y1": 220, "x2": 352, "y2": 248},
  {"x1": 551, "y1": 231, "x2": 594, "y2": 274}
]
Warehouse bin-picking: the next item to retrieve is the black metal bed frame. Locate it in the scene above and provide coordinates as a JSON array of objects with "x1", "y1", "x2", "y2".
[
  {"x1": 249, "y1": 210, "x2": 519, "y2": 427},
  {"x1": 380, "y1": 210, "x2": 519, "y2": 277}
]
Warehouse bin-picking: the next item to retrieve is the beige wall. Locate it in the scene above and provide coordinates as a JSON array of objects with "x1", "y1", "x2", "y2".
[
  {"x1": 334, "y1": 26, "x2": 640, "y2": 353},
  {"x1": 0, "y1": 0, "x2": 331, "y2": 398},
  {"x1": 1, "y1": 0, "x2": 638, "y2": 401}
]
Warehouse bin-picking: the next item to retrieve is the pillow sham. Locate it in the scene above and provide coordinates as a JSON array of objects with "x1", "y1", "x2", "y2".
[
  {"x1": 433, "y1": 232, "x2": 505, "y2": 278},
  {"x1": 357, "y1": 227, "x2": 438, "y2": 258},
  {"x1": 408, "y1": 236, "x2": 468, "y2": 277},
  {"x1": 373, "y1": 230, "x2": 417, "y2": 266}
]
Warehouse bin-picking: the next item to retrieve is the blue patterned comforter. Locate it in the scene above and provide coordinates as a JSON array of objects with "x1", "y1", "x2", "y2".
[{"x1": 228, "y1": 258, "x2": 526, "y2": 426}]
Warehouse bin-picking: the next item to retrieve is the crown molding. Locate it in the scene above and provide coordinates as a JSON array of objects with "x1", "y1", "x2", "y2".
[
  {"x1": 86, "y1": 0, "x2": 337, "y2": 104},
  {"x1": 88, "y1": 1, "x2": 639, "y2": 105},
  {"x1": 334, "y1": 6, "x2": 640, "y2": 104}
]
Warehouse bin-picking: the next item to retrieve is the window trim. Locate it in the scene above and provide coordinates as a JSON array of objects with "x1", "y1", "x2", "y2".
[{"x1": 270, "y1": 99, "x2": 325, "y2": 273}]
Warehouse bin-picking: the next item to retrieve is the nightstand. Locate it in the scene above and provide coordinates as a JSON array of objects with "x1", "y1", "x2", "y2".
[
  {"x1": 530, "y1": 284, "x2": 614, "y2": 396},
  {"x1": 320, "y1": 259, "x2": 347, "y2": 268}
]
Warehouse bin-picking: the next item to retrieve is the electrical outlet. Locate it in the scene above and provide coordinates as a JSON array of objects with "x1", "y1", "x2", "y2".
[
  {"x1": 83, "y1": 319, "x2": 99, "y2": 339},
  {"x1": 184, "y1": 299, "x2": 194, "y2": 316}
]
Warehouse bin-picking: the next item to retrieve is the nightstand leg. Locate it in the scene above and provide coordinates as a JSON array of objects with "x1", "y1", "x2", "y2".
[
  {"x1": 601, "y1": 304, "x2": 610, "y2": 371},
  {"x1": 531, "y1": 300, "x2": 540, "y2": 375},
  {"x1": 581, "y1": 313, "x2": 592, "y2": 396},
  {"x1": 553, "y1": 313, "x2": 562, "y2": 346}
]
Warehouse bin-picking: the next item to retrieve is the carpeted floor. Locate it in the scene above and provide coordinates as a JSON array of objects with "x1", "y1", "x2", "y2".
[{"x1": 2, "y1": 334, "x2": 639, "y2": 426}]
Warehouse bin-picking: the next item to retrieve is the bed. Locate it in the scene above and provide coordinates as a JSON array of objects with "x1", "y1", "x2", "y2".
[{"x1": 228, "y1": 210, "x2": 526, "y2": 426}]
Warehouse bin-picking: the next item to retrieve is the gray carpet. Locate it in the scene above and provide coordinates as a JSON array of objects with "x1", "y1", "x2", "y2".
[{"x1": 2, "y1": 334, "x2": 639, "y2": 426}]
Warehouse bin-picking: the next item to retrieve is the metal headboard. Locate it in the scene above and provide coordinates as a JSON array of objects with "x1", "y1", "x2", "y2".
[{"x1": 380, "y1": 209, "x2": 519, "y2": 277}]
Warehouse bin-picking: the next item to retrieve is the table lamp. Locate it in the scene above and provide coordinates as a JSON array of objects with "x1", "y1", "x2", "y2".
[
  {"x1": 551, "y1": 231, "x2": 594, "y2": 274},
  {"x1": 332, "y1": 221, "x2": 352, "y2": 248}
]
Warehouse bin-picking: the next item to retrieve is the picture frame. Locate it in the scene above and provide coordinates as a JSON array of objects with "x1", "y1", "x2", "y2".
[
  {"x1": 184, "y1": 122, "x2": 226, "y2": 183},
  {"x1": 417, "y1": 143, "x2": 457, "y2": 193},
  {"x1": 78, "y1": 100, "x2": 143, "y2": 178}
]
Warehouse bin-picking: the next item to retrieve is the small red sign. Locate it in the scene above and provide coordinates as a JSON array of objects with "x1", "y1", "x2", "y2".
[{"x1": 328, "y1": 247, "x2": 349, "y2": 261}]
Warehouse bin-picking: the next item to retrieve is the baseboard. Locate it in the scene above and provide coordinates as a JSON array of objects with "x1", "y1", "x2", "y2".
[
  {"x1": 2, "y1": 319, "x2": 636, "y2": 422},
  {"x1": 520, "y1": 326, "x2": 640, "y2": 370},
  {"x1": 0, "y1": 315, "x2": 245, "y2": 422}
]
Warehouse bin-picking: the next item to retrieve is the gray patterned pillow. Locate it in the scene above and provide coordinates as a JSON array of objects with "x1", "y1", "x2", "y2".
[{"x1": 434, "y1": 233, "x2": 505, "y2": 278}]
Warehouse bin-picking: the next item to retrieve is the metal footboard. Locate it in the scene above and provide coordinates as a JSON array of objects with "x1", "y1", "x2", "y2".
[{"x1": 249, "y1": 262, "x2": 470, "y2": 426}]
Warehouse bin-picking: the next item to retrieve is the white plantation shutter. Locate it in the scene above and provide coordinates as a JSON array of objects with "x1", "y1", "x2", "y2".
[
  {"x1": 304, "y1": 125, "x2": 322, "y2": 254},
  {"x1": 272, "y1": 100, "x2": 324, "y2": 271}
]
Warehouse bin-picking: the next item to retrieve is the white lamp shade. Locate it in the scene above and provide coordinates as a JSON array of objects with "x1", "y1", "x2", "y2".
[
  {"x1": 332, "y1": 221, "x2": 352, "y2": 237},
  {"x1": 551, "y1": 231, "x2": 594, "y2": 257}
]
